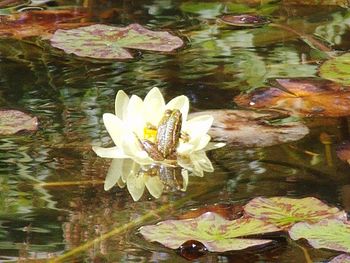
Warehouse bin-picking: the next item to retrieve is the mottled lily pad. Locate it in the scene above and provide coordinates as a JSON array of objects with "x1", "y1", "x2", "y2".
[
  {"x1": 220, "y1": 14, "x2": 270, "y2": 27},
  {"x1": 244, "y1": 197, "x2": 345, "y2": 229},
  {"x1": 189, "y1": 110, "x2": 309, "y2": 147},
  {"x1": 0, "y1": 110, "x2": 38, "y2": 135},
  {"x1": 50, "y1": 23, "x2": 184, "y2": 60},
  {"x1": 329, "y1": 254, "x2": 350, "y2": 263},
  {"x1": 139, "y1": 212, "x2": 280, "y2": 252},
  {"x1": 336, "y1": 141, "x2": 350, "y2": 165},
  {"x1": 319, "y1": 53, "x2": 350, "y2": 86},
  {"x1": 234, "y1": 78, "x2": 350, "y2": 117},
  {"x1": 289, "y1": 219, "x2": 350, "y2": 253}
]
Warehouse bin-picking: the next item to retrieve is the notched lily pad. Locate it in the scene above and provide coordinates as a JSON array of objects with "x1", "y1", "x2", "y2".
[
  {"x1": 190, "y1": 110, "x2": 309, "y2": 147},
  {"x1": 289, "y1": 219, "x2": 350, "y2": 253},
  {"x1": 336, "y1": 141, "x2": 350, "y2": 165},
  {"x1": 329, "y1": 254, "x2": 350, "y2": 263},
  {"x1": 220, "y1": 14, "x2": 270, "y2": 27},
  {"x1": 50, "y1": 23, "x2": 184, "y2": 60},
  {"x1": 319, "y1": 53, "x2": 350, "y2": 86},
  {"x1": 244, "y1": 197, "x2": 345, "y2": 229},
  {"x1": 234, "y1": 78, "x2": 350, "y2": 117},
  {"x1": 139, "y1": 212, "x2": 280, "y2": 252},
  {"x1": 0, "y1": 110, "x2": 38, "y2": 135}
]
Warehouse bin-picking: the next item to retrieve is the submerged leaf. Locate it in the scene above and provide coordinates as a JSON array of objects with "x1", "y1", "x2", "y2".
[
  {"x1": 319, "y1": 53, "x2": 350, "y2": 86},
  {"x1": 50, "y1": 23, "x2": 184, "y2": 60},
  {"x1": 0, "y1": 9, "x2": 88, "y2": 39},
  {"x1": 289, "y1": 219, "x2": 350, "y2": 253},
  {"x1": 220, "y1": 14, "x2": 270, "y2": 27},
  {"x1": 244, "y1": 197, "x2": 345, "y2": 229},
  {"x1": 189, "y1": 110, "x2": 308, "y2": 147},
  {"x1": 139, "y1": 212, "x2": 280, "y2": 252},
  {"x1": 0, "y1": 110, "x2": 38, "y2": 135},
  {"x1": 329, "y1": 254, "x2": 350, "y2": 263},
  {"x1": 234, "y1": 78, "x2": 350, "y2": 117}
]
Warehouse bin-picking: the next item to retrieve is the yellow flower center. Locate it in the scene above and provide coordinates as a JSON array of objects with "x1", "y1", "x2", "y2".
[{"x1": 143, "y1": 124, "x2": 157, "y2": 142}]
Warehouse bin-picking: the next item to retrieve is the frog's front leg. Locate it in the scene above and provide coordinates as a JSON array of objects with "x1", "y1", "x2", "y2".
[{"x1": 139, "y1": 139, "x2": 165, "y2": 161}]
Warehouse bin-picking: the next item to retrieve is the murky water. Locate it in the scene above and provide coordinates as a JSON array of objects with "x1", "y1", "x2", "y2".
[{"x1": 0, "y1": 0, "x2": 350, "y2": 262}]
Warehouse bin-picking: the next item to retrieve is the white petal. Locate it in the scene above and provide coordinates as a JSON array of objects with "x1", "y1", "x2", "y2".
[
  {"x1": 125, "y1": 95, "x2": 145, "y2": 138},
  {"x1": 143, "y1": 87, "x2": 165, "y2": 126},
  {"x1": 192, "y1": 134, "x2": 211, "y2": 151},
  {"x1": 92, "y1": 146, "x2": 129, "y2": 158},
  {"x1": 180, "y1": 169, "x2": 189, "y2": 191},
  {"x1": 127, "y1": 172, "x2": 145, "y2": 201},
  {"x1": 121, "y1": 159, "x2": 140, "y2": 182},
  {"x1": 184, "y1": 115, "x2": 213, "y2": 142},
  {"x1": 177, "y1": 142, "x2": 195, "y2": 155},
  {"x1": 204, "y1": 142, "x2": 226, "y2": 151},
  {"x1": 104, "y1": 159, "x2": 123, "y2": 190},
  {"x1": 103, "y1": 113, "x2": 126, "y2": 148},
  {"x1": 190, "y1": 151, "x2": 214, "y2": 172},
  {"x1": 144, "y1": 175, "x2": 164, "y2": 199},
  {"x1": 115, "y1": 90, "x2": 129, "y2": 120},
  {"x1": 166, "y1": 95, "x2": 190, "y2": 125}
]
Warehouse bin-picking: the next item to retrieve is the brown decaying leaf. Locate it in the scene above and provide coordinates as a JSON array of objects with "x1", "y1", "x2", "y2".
[
  {"x1": 336, "y1": 141, "x2": 350, "y2": 164},
  {"x1": 220, "y1": 14, "x2": 270, "y2": 27},
  {"x1": 0, "y1": 9, "x2": 89, "y2": 39},
  {"x1": 234, "y1": 78, "x2": 350, "y2": 117},
  {"x1": 189, "y1": 110, "x2": 309, "y2": 147},
  {"x1": 178, "y1": 204, "x2": 244, "y2": 220},
  {"x1": 0, "y1": 109, "x2": 38, "y2": 135}
]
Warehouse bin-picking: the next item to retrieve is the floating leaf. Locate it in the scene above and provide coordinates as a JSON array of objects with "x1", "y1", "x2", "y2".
[
  {"x1": 139, "y1": 212, "x2": 280, "y2": 252},
  {"x1": 234, "y1": 78, "x2": 350, "y2": 117},
  {"x1": 178, "y1": 203, "x2": 243, "y2": 220},
  {"x1": 0, "y1": 9, "x2": 89, "y2": 39},
  {"x1": 220, "y1": 14, "x2": 270, "y2": 27},
  {"x1": 189, "y1": 110, "x2": 308, "y2": 147},
  {"x1": 319, "y1": 53, "x2": 350, "y2": 86},
  {"x1": 50, "y1": 23, "x2": 184, "y2": 60},
  {"x1": 289, "y1": 219, "x2": 350, "y2": 253},
  {"x1": 329, "y1": 254, "x2": 350, "y2": 263},
  {"x1": 336, "y1": 141, "x2": 350, "y2": 165},
  {"x1": 0, "y1": 110, "x2": 38, "y2": 135},
  {"x1": 244, "y1": 197, "x2": 345, "y2": 229},
  {"x1": 283, "y1": 0, "x2": 349, "y2": 6}
]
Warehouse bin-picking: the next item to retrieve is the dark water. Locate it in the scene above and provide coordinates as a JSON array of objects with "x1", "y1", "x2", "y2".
[{"x1": 0, "y1": 0, "x2": 350, "y2": 262}]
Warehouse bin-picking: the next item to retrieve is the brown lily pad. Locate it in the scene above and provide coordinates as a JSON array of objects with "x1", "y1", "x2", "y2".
[
  {"x1": 220, "y1": 14, "x2": 270, "y2": 28},
  {"x1": 178, "y1": 203, "x2": 244, "y2": 220},
  {"x1": 234, "y1": 78, "x2": 350, "y2": 117},
  {"x1": 50, "y1": 23, "x2": 184, "y2": 60},
  {"x1": 0, "y1": 9, "x2": 89, "y2": 39},
  {"x1": 336, "y1": 141, "x2": 350, "y2": 164},
  {"x1": 0, "y1": 110, "x2": 38, "y2": 135},
  {"x1": 189, "y1": 110, "x2": 309, "y2": 147}
]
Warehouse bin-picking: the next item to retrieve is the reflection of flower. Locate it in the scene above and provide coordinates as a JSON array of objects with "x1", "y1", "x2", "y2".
[{"x1": 92, "y1": 87, "x2": 216, "y2": 164}]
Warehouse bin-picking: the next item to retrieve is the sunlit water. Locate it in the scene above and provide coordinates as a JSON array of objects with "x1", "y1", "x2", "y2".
[{"x1": 0, "y1": 1, "x2": 349, "y2": 262}]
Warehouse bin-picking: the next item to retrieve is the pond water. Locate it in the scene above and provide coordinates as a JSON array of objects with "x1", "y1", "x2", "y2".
[{"x1": 0, "y1": 0, "x2": 350, "y2": 262}]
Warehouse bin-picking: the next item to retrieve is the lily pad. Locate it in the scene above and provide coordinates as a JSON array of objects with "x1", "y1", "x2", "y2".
[
  {"x1": 319, "y1": 53, "x2": 350, "y2": 86},
  {"x1": 234, "y1": 78, "x2": 350, "y2": 117},
  {"x1": 289, "y1": 219, "x2": 350, "y2": 253},
  {"x1": 0, "y1": 110, "x2": 38, "y2": 135},
  {"x1": 336, "y1": 141, "x2": 350, "y2": 165},
  {"x1": 329, "y1": 254, "x2": 350, "y2": 263},
  {"x1": 50, "y1": 23, "x2": 184, "y2": 60},
  {"x1": 220, "y1": 14, "x2": 270, "y2": 27},
  {"x1": 189, "y1": 110, "x2": 309, "y2": 147},
  {"x1": 0, "y1": 9, "x2": 89, "y2": 39},
  {"x1": 139, "y1": 212, "x2": 280, "y2": 252},
  {"x1": 244, "y1": 197, "x2": 345, "y2": 229}
]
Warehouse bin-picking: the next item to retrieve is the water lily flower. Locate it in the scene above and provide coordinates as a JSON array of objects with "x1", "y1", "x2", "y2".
[{"x1": 92, "y1": 87, "x2": 220, "y2": 165}]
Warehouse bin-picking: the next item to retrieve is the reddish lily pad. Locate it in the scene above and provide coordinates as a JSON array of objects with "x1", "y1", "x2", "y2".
[
  {"x1": 329, "y1": 254, "x2": 350, "y2": 263},
  {"x1": 220, "y1": 14, "x2": 270, "y2": 27},
  {"x1": 189, "y1": 110, "x2": 309, "y2": 147},
  {"x1": 319, "y1": 53, "x2": 350, "y2": 86},
  {"x1": 234, "y1": 78, "x2": 350, "y2": 117},
  {"x1": 0, "y1": 110, "x2": 38, "y2": 135},
  {"x1": 289, "y1": 219, "x2": 350, "y2": 253},
  {"x1": 244, "y1": 197, "x2": 346, "y2": 229},
  {"x1": 139, "y1": 212, "x2": 280, "y2": 252},
  {"x1": 336, "y1": 141, "x2": 350, "y2": 165},
  {"x1": 50, "y1": 23, "x2": 184, "y2": 60},
  {"x1": 0, "y1": 9, "x2": 89, "y2": 39}
]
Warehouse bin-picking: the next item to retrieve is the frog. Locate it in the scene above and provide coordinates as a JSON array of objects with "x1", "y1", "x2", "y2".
[{"x1": 139, "y1": 109, "x2": 182, "y2": 161}]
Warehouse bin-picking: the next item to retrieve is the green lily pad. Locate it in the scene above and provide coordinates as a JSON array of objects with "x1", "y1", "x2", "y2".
[
  {"x1": 0, "y1": 110, "x2": 38, "y2": 135},
  {"x1": 289, "y1": 219, "x2": 350, "y2": 253},
  {"x1": 139, "y1": 212, "x2": 280, "y2": 252},
  {"x1": 244, "y1": 197, "x2": 345, "y2": 229},
  {"x1": 50, "y1": 23, "x2": 184, "y2": 60},
  {"x1": 329, "y1": 254, "x2": 350, "y2": 263},
  {"x1": 319, "y1": 53, "x2": 350, "y2": 86}
]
